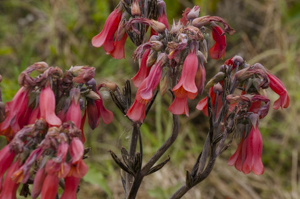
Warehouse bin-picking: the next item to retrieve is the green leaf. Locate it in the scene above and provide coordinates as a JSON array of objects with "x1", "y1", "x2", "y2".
[{"x1": 83, "y1": 163, "x2": 113, "y2": 198}]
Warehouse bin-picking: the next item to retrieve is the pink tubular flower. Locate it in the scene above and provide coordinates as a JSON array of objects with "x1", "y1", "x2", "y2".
[
  {"x1": 139, "y1": 59, "x2": 164, "y2": 100},
  {"x1": 209, "y1": 24, "x2": 226, "y2": 60},
  {"x1": 228, "y1": 124, "x2": 264, "y2": 175},
  {"x1": 32, "y1": 168, "x2": 47, "y2": 199},
  {"x1": 28, "y1": 106, "x2": 40, "y2": 125},
  {"x1": 127, "y1": 80, "x2": 148, "y2": 122},
  {"x1": 12, "y1": 148, "x2": 44, "y2": 184},
  {"x1": 70, "y1": 138, "x2": 84, "y2": 164},
  {"x1": 40, "y1": 85, "x2": 62, "y2": 127},
  {"x1": 132, "y1": 49, "x2": 152, "y2": 87},
  {"x1": 45, "y1": 141, "x2": 70, "y2": 178},
  {"x1": 60, "y1": 176, "x2": 81, "y2": 199},
  {"x1": 157, "y1": 0, "x2": 169, "y2": 30},
  {"x1": 0, "y1": 87, "x2": 29, "y2": 140},
  {"x1": 92, "y1": 8, "x2": 123, "y2": 54},
  {"x1": 110, "y1": 32, "x2": 128, "y2": 59},
  {"x1": 168, "y1": 97, "x2": 189, "y2": 116},
  {"x1": 40, "y1": 174, "x2": 59, "y2": 199},
  {"x1": 95, "y1": 90, "x2": 114, "y2": 125},
  {"x1": 267, "y1": 73, "x2": 289, "y2": 110},
  {"x1": 68, "y1": 138, "x2": 88, "y2": 179},
  {"x1": 0, "y1": 145, "x2": 15, "y2": 192},
  {"x1": 172, "y1": 51, "x2": 198, "y2": 100},
  {"x1": 0, "y1": 159, "x2": 22, "y2": 199},
  {"x1": 65, "y1": 94, "x2": 81, "y2": 128}
]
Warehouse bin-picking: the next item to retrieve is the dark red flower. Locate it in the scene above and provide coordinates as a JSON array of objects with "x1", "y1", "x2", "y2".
[{"x1": 209, "y1": 24, "x2": 226, "y2": 60}]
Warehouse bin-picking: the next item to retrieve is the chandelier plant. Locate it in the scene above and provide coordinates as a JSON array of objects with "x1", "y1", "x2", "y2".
[{"x1": 0, "y1": 0, "x2": 289, "y2": 199}]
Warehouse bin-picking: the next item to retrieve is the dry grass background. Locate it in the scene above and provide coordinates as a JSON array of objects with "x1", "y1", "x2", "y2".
[{"x1": 0, "y1": 0, "x2": 299, "y2": 198}]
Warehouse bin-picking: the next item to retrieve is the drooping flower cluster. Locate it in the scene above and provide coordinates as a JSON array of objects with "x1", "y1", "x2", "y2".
[
  {"x1": 92, "y1": 0, "x2": 169, "y2": 59},
  {"x1": 197, "y1": 56, "x2": 289, "y2": 175},
  {"x1": 0, "y1": 62, "x2": 113, "y2": 198},
  {"x1": 91, "y1": 2, "x2": 236, "y2": 123}
]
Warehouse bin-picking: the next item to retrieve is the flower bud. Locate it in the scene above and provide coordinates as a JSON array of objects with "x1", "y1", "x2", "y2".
[
  {"x1": 70, "y1": 88, "x2": 81, "y2": 104},
  {"x1": 232, "y1": 55, "x2": 244, "y2": 66},
  {"x1": 205, "y1": 72, "x2": 225, "y2": 88},
  {"x1": 187, "y1": 6, "x2": 200, "y2": 21},
  {"x1": 151, "y1": 19, "x2": 166, "y2": 33},
  {"x1": 103, "y1": 81, "x2": 118, "y2": 91},
  {"x1": 131, "y1": 0, "x2": 141, "y2": 16},
  {"x1": 150, "y1": 41, "x2": 164, "y2": 51},
  {"x1": 0, "y1": 74, "x2": 2, "y2": 83},
  {"x1": 213, "y1": 83, "x2": 223, "y2": 94},
  {"x1": 86, "y1": 78, "x2": 97, "y2": 91},
  {"x1": 146, "y1": 50, "x2": 157, "y2": 67},
  {"x1": 226, "y1": 94, "x2": 241, "y2": 104},
  {"x1": 170, "y1": 20, "x2": 183, "y2": 35},
  {"x1": 85, "y1": 90, "x2": 100, "y2": 100},
  {"x1": 35, "y1": 62, "x2": 49, "y2": 73}
]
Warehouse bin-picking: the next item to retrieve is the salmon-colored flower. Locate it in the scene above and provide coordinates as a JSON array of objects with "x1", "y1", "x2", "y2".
[
  {"x1": 40, "y1": 174, "x2": 59, "y2": 199},
  {"x1": 110, "y1": 32, "x2": 128, "y2": 59},
  {"x1": 168, "y1": 97, "x2": 189, "y2": 116},
  {"x1": 40, "y1": 86, "x2": 62, "y2": 127},
  {"x1": 65, "y1": 89, "x2": 81, "y2": 128},
  {"x1": 209, "y1": 24, "x2": 226, "y2": 60},
  {"x1": 0, "y1": 159, "x2": 22, "y2": 199},
  {"x1": 132, "y1": 49, "x2": 152, "y2": 87},
  {"x1": 127, "y1": 80, "x2": 148, "y2": 122},
  {"x1": 267, "y1": 73, "x2": 289, "y2": 110},
  {"x1": 0, "y1": 145, "x2": 15, "y2": 192},
  {"x1": 60, "y1": 176, "x2": 81, "y2": 199},
  {"x1": 172, "y1": 51, "x2": 198, "y2": 100},
  {"x1": 70, "y1": 138, "x2": 84, "y2": 164},
  {"x1": 11, "y1": 148, "x2": 44, "y2": 184},
  {"x1": 139, "y1": 57, "x2": 165, "y2": 100},
  {"x1": 228, "y1": 124, "x2": 264, "y2": 175},
  {"x1": 0, "y1": 87, "x2": 30, "y2": 140},
  {"x1": 92, "y1": 7, "x2": 123, "y2": 56},
  {"x1": 32, "y1": 168, "x2": 47, "y2": 199}
]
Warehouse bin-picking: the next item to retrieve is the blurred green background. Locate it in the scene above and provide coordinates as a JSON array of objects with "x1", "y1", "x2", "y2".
[{"x1": 0, "y1": 0, "x2": 299, "y2": 198}]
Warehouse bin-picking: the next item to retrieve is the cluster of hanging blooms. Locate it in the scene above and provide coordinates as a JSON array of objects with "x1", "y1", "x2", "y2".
[
  {"x1": 197, "y1": 56, "x2": 289, "y2": 175},
  {"x1": 0, "y1": 62, "x2": 113, "y2": 198},
  {"x1": 92, "y1": 0, "x2": 236, "y2": 122}
]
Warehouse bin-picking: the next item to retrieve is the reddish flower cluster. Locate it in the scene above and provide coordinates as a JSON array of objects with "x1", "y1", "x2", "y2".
[
  {"x1": 197, "y1": 56, "x2": 289, "y2": 175},
  {"x1": 112, "y1": 5, "x2": 235, "y2": 122},
  {"x1": 0, "y1": 62, "x2": 113, "y2": 198}
]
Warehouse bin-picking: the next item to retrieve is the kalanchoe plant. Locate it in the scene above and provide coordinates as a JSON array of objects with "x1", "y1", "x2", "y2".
[
  {"x1": 91, "y1": 1, "x2": 289, "y2": 199},
  {"x1": 0, "y1": 62, "x2": 113, "y2": 199}
]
